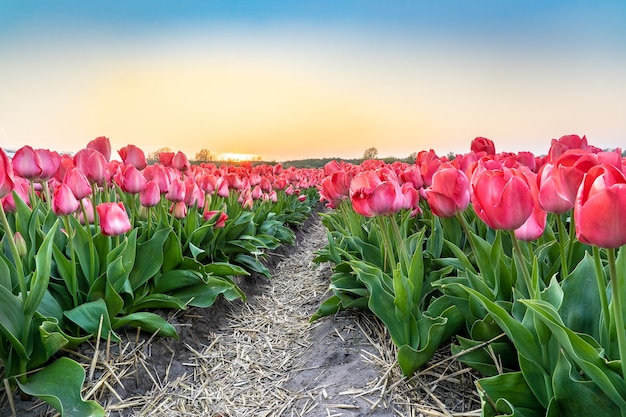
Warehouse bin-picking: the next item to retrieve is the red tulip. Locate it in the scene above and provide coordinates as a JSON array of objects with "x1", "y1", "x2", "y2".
[
  {"x1": 140, "y1": 180, "x2": 161, "y2": 207},
  {"x1": 471, "y1": 167, "x2": 533, "y2": 230},
  {"x1": 424, "y1": 164, "x2": 470, "y2": 218},
  {"x1": 12, "y1": 145, "x2": 43, "y2": 180},
  {"x1": 52, "y1": 183, "x2": 80, "y2": 215},
  {"x1": 574, "y1": 164, "x2": 626, "y2": 248},
  {"x1": 118, "y1": 145, "x2": 147, "y2": 170},
  {"x1": 86, "y1": 136, "x2": 111, "y2": 161},
  {"x1": 97, "y1": 202, "x2": 131, "y2": 236}
]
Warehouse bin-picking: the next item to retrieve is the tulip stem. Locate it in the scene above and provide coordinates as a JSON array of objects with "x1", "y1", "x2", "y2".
[
  {"x1": 607, "y1": 248, "x2": 626, "y2": 379},
  {"x1": 510, "y1": 231, "x2": 536, "y2": 299},
  {"x1": 376, "y1": 216, "x2": 395, "y2": 273},
  {"x1": 63, "y1": 215, "x2": 79, "y2": 306},
  {"x1": 0, "y1": 205, "x2": 26, "y2": 301},
  {"x1": 455, "y1": 212, "x2": 479, "y2": 274},
  {"x1": 592, "y1": 246, "x2": 611, "y2": 349},
  {"x1": 389, "y1": 213, "x2": 410, "y2": 276},
  {"x1": 556, "y1": 213, "x2": 570, "y2": 278}
]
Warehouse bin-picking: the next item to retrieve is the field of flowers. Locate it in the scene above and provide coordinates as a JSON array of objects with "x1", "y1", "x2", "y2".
[
  {"x1": 2, "y1": 134, "x2": 626, "y2": 416},
  {"x1": 0, "y1": 137, "x2": 319, "y2": 416}
]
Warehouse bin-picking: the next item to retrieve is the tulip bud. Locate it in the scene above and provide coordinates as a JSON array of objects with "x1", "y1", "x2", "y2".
[{"x1": 14, "y1": 232, "x2": 27, "y2": 259}]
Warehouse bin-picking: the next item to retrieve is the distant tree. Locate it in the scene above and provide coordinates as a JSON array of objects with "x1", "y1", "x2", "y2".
[
  {"x1": 407, "y1": 151, "x2": 418, "y2": 162},
  {"x1": 195, "y1": 148, "x2": 214, "y2": 162},
  {"x1": 147, "y1": 147, "x2": 172, "y2": 164},
  {"x1": 362, "y1": 147, "x2": 378, "y2": 160}
]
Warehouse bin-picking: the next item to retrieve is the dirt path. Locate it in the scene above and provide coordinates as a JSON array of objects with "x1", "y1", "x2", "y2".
[{"x1": 1, "y1": 212, "x2": 480, "y2": 416}]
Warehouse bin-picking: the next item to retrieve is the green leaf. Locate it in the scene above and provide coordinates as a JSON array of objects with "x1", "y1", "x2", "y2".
[
  {"x1": 17, "y1": 357, "x2": 105, "y2": 417},
  {"x1": 70, "y1": 216, "x2": 99, "y2": 283},
  {"x1": 169, "y1": 276, "x2": 244, "y2": 307},
  {"x1": 153, "y1": 269, "x2": 204, "y2": 293},
  {"x1": 128, "y1": 227, "x2": 170, "y2": 290},
  {"x1": 24, "y1": 221, "x2": 58, "y2": 317},
  {"x1": 106, "y1": 229, "x2": 137, "y2": 292},
  {"x1": 162, "y1": 229, "x2": 183, "y2": 272},
  {"x1": 522, "y1": 299, "x2": 626, "y2": 410},
  {"x1": 476, "y1": 372, "x2": 545, "y2": 417},
  {"x1": 397, "y1": 314, "x2": 448, "y2": 376},
  {"x1": 204, "y1": 262, "x2": 249, "y2": 277},
  {"x1": 128, "y1": 293, "x2": 188, "y2": 312},
  {"x1": 0, "y1": 284, "x2": 28, "y2": 359},
  {"x1": 233, "y1": 253, "x2": 270, "y2": 277},
  {"x1": 112, "y1": 312, "x2": 178, "y2": 339},
  {"x1": 559, "y1": 254, "x2": 601, "y2": 338},
  {"x1": 311, "y1": 296, "x2": 343, "y2": 321},
  {"x1": 64, "y1": 298, "x2": 118, "y2": 342},
  {"x1": 552, "y1": 351, "x2": 622, "y2": 416}
]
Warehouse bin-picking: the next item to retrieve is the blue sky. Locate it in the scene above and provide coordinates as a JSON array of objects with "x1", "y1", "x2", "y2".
[{"x1": 1, "y1": 1, "x2": 625, "y2": 160}]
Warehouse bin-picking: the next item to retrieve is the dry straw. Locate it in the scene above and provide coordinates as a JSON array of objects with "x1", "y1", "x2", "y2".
[{"x1": 0, "y1": 213, "x2": 481, "y2": 416}]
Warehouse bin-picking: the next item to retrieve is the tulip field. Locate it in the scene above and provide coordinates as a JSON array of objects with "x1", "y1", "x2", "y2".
[{"x1": 2, "y1": 134, "x2": 626, "y2": 416}]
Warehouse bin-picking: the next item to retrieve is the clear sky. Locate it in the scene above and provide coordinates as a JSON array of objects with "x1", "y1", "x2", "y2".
[{"x1": 1, "y1": 1, "x2": 625, "y2": 161}]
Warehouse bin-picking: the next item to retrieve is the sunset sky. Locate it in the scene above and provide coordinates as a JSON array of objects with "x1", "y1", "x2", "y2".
[{"x1": 1, "y1": 1, "x2": 625, "y2": 161}]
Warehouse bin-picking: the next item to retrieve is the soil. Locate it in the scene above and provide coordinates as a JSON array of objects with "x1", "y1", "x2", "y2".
[{"x1": 0, "y1": 210, "x2": 480, "y2": 417}]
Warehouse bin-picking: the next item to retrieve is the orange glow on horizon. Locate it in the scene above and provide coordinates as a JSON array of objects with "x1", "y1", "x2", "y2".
[{"x1": 218, "y1": 152, "x2": 261, "y2": 162}]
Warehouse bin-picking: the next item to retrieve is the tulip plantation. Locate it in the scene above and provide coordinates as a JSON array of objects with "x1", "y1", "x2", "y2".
[{"x1": 2, "y1": 134, "x2": 626, "y2": 416}]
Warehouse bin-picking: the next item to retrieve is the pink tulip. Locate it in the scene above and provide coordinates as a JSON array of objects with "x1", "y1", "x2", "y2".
[
  {"x1": 37, "y1": 149, "x2": 61, "y2": 181},
  {"x1": 514, "y1": 204, "x2": 547, "y2": 241},
  {"x1": 118, "y1": 144, "x2": 147, "y2": 170},
  {"x1": 318, "y1": 170, "x2": 353, "y2": 209},
  {"x1": 121, "y1": 165, "x2": 147, "y2": 194},
  {"x1": 470, "y1": 137, "x2": 496, "y2": 156},
  {"x1": 86, "y1": 136, "x2": 111, "y2": 161},
  {"x1": 251, "y1": 185, "x2": 263, "y2": 200},
  {"x1": 97, "y1": 202, "x2": 131, "y2": 236},
  {"x1": 159, "y1": 152, "x2": 175, "y2": 167},
  {"x1": 424, "y1": 164, "x2": 470, "y2": 218},
  {"x1": 74, "y1": 148, "x2": 108, "y2": 185},
  {"x1": 169, "y1": 201, "x2": 187, "y2": 219},
  {"x1": 77, "y1": 198, "x2": 95, "y2": 225},
  {"x1": 574, "y1": 164, "x2": 626, "y2": 248},
  {"x1": 12, "y1": 145, "x2": 43, "y2": 180},
  {"x1": 166, "y1": 178, "x2": 185, "y2": 202},
  {"x1": 171, "y1": 151, "x2": 190, "y2": 172},
  {"x1": 471, "y1": 167, "x2": 533, "y2": 230},
  {"x1": 350, "y1": 169, "x2": 404, "y2": 217},
  {"x1": 52, "y1": 183, "x2": 80, "y2": 215},
  {"x1": 548, "y1": 134, "x2": 589, "y2": 162},
  {"x1": 203, "y1": 209, "x2": 228, "y2": 228},
  {"x1": 184, "y1": 178, "x2": 204, "y2": 207},
  {"x1": 1, "y1": 177, "x2": 29, "y2": 212},
  {"x1": 64, "y1": 167, "x2": 92, "y2": 199},
  {"x1": 216, "y1": 177, "x2": 230, "y2": 198},
  {"x1": 140, "y1": 180, "x2": 161, "y2": 207}
]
